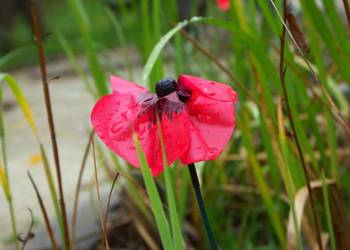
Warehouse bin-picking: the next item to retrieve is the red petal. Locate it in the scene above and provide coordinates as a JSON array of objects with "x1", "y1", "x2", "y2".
[
  {"x1": 216, "y1": 0, "x2": 230, "y2": 11},
  {"x1": 91, "y1": 92, "x2": 142, "y2": 168},
  {"x1": 133, "y1": 109, "x2": 190, "y2": 176},
  {"x1": 178, "y1": 75, "x2": 237, "y2": 164},
  {"x1": 91, "y1": 78, "x2": 190, "y2": 176},
  {"x1": 178, "y1": 75, "x2": 237, "y2": 103},
  {"x1": 110, "y1": 75, "x2": 147, "y2": 95}
]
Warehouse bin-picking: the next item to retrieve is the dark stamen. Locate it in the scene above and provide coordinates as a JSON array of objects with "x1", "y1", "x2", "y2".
[
  {"x1": 155, "y1": 77, "x2": 177, "y2": 97},
  {"x1": 177, "y1": 88, "x2": 192, "y2": 103}
]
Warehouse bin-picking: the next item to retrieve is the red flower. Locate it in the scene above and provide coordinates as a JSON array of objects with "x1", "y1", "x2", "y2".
[
  {"x1": 216, "y1": 0, "x2": 230, "y2": 11},
  {"x1": 91, "y1": 75, "x2": 237, "y2": 176}
]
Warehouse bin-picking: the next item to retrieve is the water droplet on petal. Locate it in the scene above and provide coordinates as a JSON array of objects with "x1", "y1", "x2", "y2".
[
  {"x1": 121, "y1": 111, "x2": 132, "y2": 121},
  {"x1": 205, "y1": 115, "x2": 212, "y2": 123},
  {"x1": 203, "y1": 87, "x2": 215, "y2": 96},
  {"x1": 111, "y1": 123, "x2": 123, "y2": 133}
]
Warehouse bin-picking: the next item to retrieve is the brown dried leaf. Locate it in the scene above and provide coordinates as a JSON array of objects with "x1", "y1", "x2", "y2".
[{"x1": 286, "y1": 179, "x2": 335, "y2": 250}]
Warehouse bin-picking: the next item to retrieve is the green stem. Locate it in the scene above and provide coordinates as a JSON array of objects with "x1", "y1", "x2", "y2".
[
  {"x1": 0, "y1": 109, "x2": 19, "y2": 250},
  {"x1": 188, "y1": 163, "x2": 218, "y2": 250},
  {"x1": 8, "y1": 200, "x2": 19, "y2": 250}
]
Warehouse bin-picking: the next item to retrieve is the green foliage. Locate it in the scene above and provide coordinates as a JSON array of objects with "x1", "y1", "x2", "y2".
[{"x1": 2, "y1": 0, "x2": 350, "y2": 249}]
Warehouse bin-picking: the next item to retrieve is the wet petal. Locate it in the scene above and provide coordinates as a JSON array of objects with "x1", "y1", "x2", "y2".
[
  {"x1": 179, "y1": 76, "x2": 237, "y2": 164},
  {"x1": 91, "y1": 92, "x2": 141, "y2": 168},
  {"x1": 178, "y1": 74, "x2": 237, "y2": 102},
  {"x1": 133, "y1": 107, "x2": 190, "y2": 176},
  {"x1": 91, "y1": 90, "x2": 190, "y2": 176},
  {"x1": 110, "y1": 75, "x2": 148, "y2": 95}
]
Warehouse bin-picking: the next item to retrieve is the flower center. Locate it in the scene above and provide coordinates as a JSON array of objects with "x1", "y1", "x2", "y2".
[
  {"x1": 177, "y1": 88, "x2": 192, "y2": 103},
  {"x1": 155, "y1": 77, "x2": 177, "y2": 97}
]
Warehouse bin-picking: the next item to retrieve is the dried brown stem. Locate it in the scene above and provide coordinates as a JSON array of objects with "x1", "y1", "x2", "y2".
[
  {"x1": 71, "y1": 130, "x2": 94, "y2": 245},
  {"x1": 30, "y1": 1, "x2": 70, "y2": 249},
  {"x1": 342, "y1": 0, "x2": 350, "y2": 28},
  {"x1": 104, "y1": 172, "x2": 120, "y2": 226},
  {"x1": 19, "y1": 209, "x2": 35, "y2": 250},
  {"x1": 92, "y1": 137, "x2": 110, "y2": 250},
  {"x1": 269, "y1": 0, "x2": 350, "y2": 140},
  {"x1": 31, "y1": 0, "x2": 71, "y2": 250},
  {"x1": 279, "y1": 1, "x2": 323, "y2": 250},
  {"x1": 28, "y1": 172, "x2": 59, "y2": 250}
]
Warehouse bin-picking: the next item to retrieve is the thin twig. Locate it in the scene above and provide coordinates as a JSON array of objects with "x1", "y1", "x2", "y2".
[
  {"x1": 19, "y1": 209, "x2": 35, "y2": 250},
  {"x1": 28, "y1": 172, "x2": 59, "y2": 250},
  {"x1": 92, "y1": 137, "x2": 110, "y2": 250},
  {"x1": 179, "y1": 29, "x2": 258, "y2": 105},
  {"x1": 71, "y1": 130, "x2": 94, "y2": 244},
  {"x1": 30, "y1": 1, "x2": 70, "y2": 249},
  {"x1": 269, "y1": 0, "x2": 350, "y2": 140},
  {"x1": 342, "y1": 0, "x2": 350, "y2": 27},
  {"x1": 279, "y1": 1, "x2": 323, "y2": 250},
  {"x1": 104, "y1": 172, "x2": 120, "y2": 226}
]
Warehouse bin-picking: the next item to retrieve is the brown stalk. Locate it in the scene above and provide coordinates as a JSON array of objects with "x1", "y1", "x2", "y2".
[
  {"x1": 342, "y1": 0, "x2": 350, "y2": 28},
  {"x1": 279, "y1": 1, "x2": 323, "y2": 250},
  {"x1": 92, "y1": 137, "x2": 110, "y2": 250},
  {"x1": 28, "y1": 172, "x2": 59, "y2": 250},
  {"x1": 30, "y1": 1, "x2": 70, "y2": 249},
  {"x1": 19, "y1": 209, "x2": 35, "y2": 250},
  {"x1": 269, "y1": 0, "x2": 350, "y2": 140},
  {"x1": 329, "y1": 186, "x2": 350, "y2": 249},
  {"x1": 104, "y1": 172, "x2": 120, "y2": 227},
  {"x1": 71, "y1": 130, "x2": 94, "y2": 245}
]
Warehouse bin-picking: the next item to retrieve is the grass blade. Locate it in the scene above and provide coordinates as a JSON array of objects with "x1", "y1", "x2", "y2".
[
  {"x1": 156, "y1": 112, "x2": 185, "y2": 250},
  {"x1": 67, "y1": 0, "x2": 108, "y2": 96},
  {"x1": 0, "y1": 72, "x2": 64, "y2": 243},
  {"x1": 132, "y1": 133, "x2": 173, "y2": 250},
  {"x1": 141, "y1": 16, "x2": 208, "y2": 85}
]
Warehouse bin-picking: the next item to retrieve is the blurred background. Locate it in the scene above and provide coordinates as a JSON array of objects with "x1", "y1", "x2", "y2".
[{"x1": 1, "y1": 0, "x2": 350, "y2": 249}]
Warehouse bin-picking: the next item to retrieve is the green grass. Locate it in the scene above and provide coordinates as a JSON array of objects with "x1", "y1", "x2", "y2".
[{"x1": 1, "y1": 0, "x2": 350, "y2": 249}]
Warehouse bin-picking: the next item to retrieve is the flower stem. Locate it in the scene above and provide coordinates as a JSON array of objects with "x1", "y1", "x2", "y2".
[{"x1": 188, "y1": 163, "x2": 218, "y2": 250}]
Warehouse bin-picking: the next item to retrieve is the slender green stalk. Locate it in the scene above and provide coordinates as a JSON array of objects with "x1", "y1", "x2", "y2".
[
  {"x1": 188, "y1": 164, "x2": 218, "y2": 250},
  {"x1": 156, "y1": 111, "x2": 185, "y2": 250},
  {"x1": 105, "y1": 7, "x2": 133, "y2": 80},
  {"x1": 0, "y1": 73, "x2": 64, "y2": 243},
  {"x1": 0, "y1": 98, "x2": 19, "y2": 250},
  {"x1": 8, "y1": 195, "x2": 19, "y2": 250},
  {"x1": 38, "y1": 144, "x2": 64, "y2": 243},
  {"x1": 133, "y1": 134, "x2": 173, "y2": 250},
  {"x1": 67, "y1": 0, "x2": 108, "y2": 96},
  {"x1": 321, "y1": 171, "x2": 336, "y2": 250}
]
